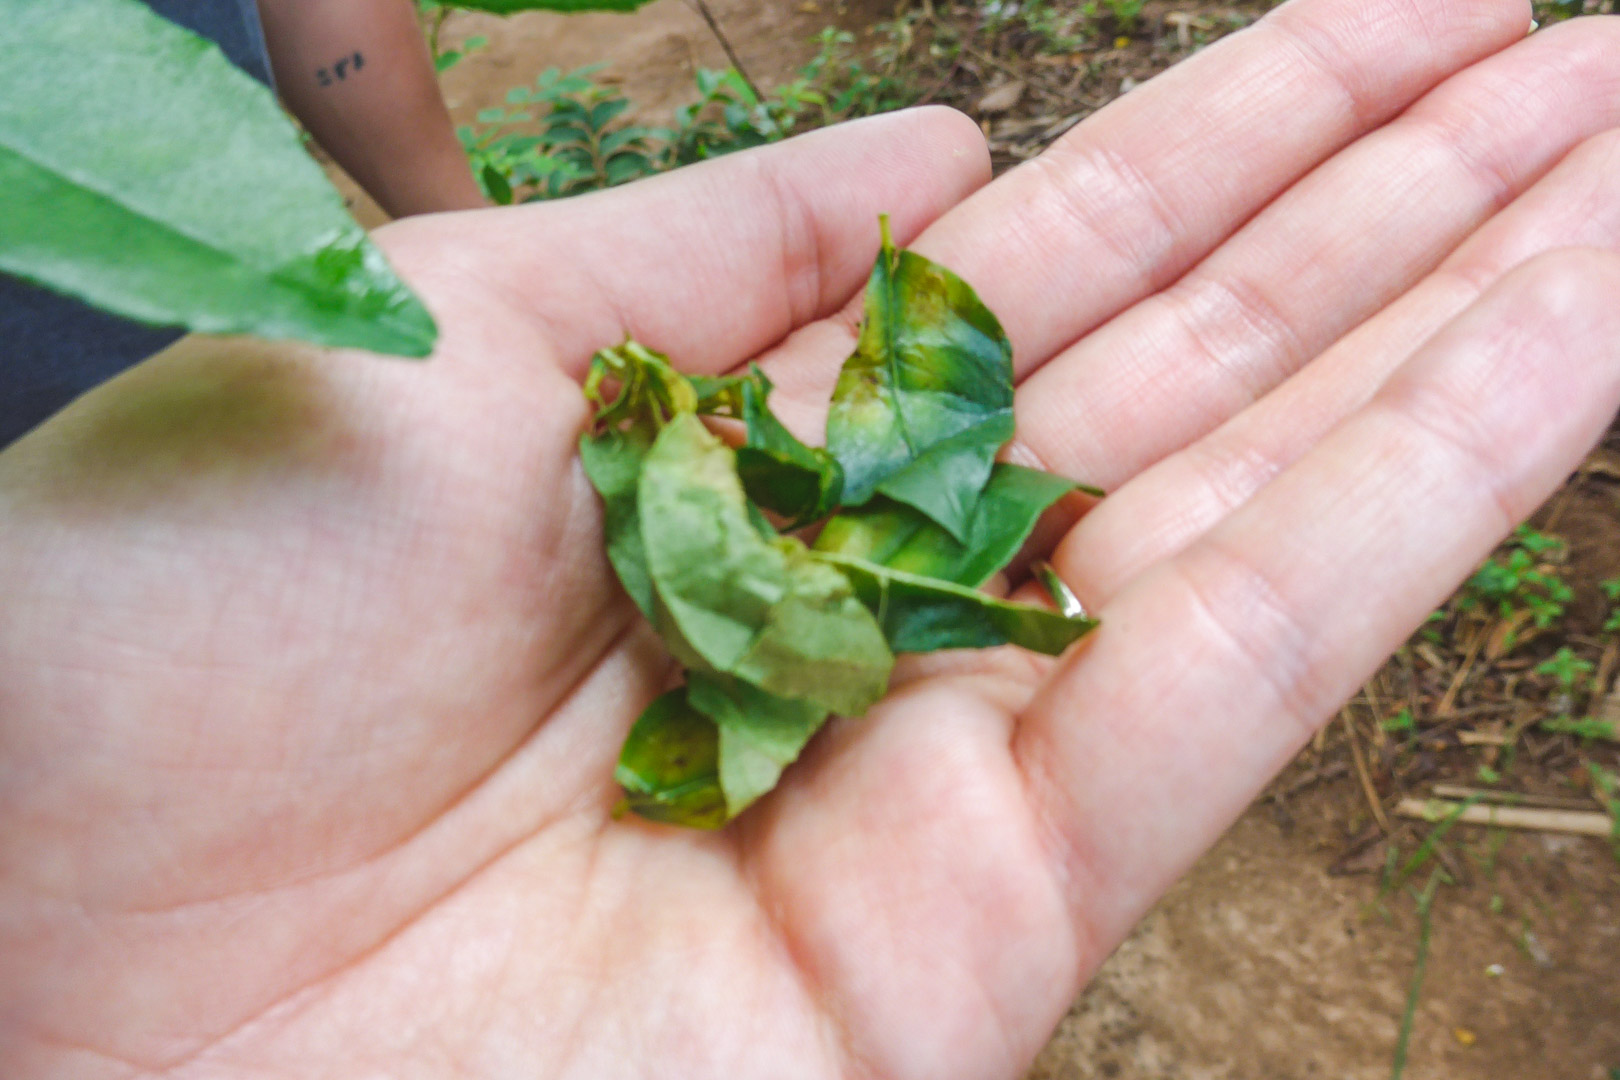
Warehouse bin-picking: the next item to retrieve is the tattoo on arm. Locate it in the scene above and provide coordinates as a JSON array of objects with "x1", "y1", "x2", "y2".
[{"x1": 315, "y1": 51, "x2": 365, "y2": 87}]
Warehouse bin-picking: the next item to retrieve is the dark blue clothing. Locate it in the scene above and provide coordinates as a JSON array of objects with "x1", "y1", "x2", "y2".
[{"x1": 0, "y1": 1, "x2": 273, "y2": 447}]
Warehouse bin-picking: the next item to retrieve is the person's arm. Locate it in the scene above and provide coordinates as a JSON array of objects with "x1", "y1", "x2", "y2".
[{"x1": 256, "y1": 0, "x2": 486, "y2": 217}]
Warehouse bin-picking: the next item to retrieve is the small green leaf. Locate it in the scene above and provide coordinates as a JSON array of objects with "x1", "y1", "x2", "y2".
[
  {"x1": 481, "y1": 163, "x2": 514, "y2": 205},
  {"x1": 640, "y1": 415, "x2": 893, "y2": 716},
  {"x1": 615, "y1": 689, "x2": 728, "y2": 830},
  {"x1": 579, "y1": 341, "x2": 701, "y2": 616},
  {"x1": 816, "y1": 553, "x2": 1097, "y2": 656},
  {"x1": 826, "y1": 217, "x2": 1015, "y2": 540},
  {"x1": 700, "y1": 367, "x2": 843, "y2": 526},
  {"x1": 0, "y1": 0, "x2": 435, "y2": 356},
  {"x1": 687, "y1": 670, "x2": 828, "y2": 816},
  {"x1": 815, "y1": 464, "x2": 1077, "y2": 587},
  {"x1": 584, "y1": 339, "x2": 697, "y2": 427},
  {"x1": 579, "y1": 425, "x2": 656, "y2": 617}
]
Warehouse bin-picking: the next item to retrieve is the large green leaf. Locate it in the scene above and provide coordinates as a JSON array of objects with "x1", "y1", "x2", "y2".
[
  {"x1": 639, "y1": 415, "x2": 893, "y2": 717},
  {"x1": 815, "y1": 464, "x2": 1081, "y2": 588},
  {"x1": 816, "y1": 553, "x2": 1098, "y2": 656},
  {"x1": 615, "y1": 689, "x2": 728, "y2": 830},
  {"x1": 687, "y1": 671, "x2": 829, "y2": 817},
  {"x1": 439, "y1": 0, "x2": 656, "y2": 12},
  {"x1": 825, "y1": 219, "x2": 1014, "y2": 540},
  {"x1": 0, "y1": 0, "x2": 435, "y2": 356}
]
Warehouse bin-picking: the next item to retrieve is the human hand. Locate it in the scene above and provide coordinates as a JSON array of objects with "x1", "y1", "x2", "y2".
[{"x1": 4, "y1": 1, "x2": 1620, "y2": 1077}]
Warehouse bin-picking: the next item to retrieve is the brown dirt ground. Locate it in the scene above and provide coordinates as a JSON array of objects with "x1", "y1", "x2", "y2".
[{"x1": 341, "y1": 4, "x2": 1620, "y2": 1076}]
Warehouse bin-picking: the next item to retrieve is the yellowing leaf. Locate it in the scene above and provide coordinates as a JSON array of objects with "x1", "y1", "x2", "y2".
[
  {"x1": 688, "y1": 671, "x2": 829, "y2": 816},
  {"x1": 615, "y1": 689, "x2": 728, "y2": 830},
  {"x1": 816, "y1": 553, "x2": 1097, "y2": 656},
  {"x1": 639, "y1": 415, "x2": 893, "y2": 717},
  {"x1": 825, "y1": 218, "x2": 1014, "y2": 540},
  {"x1": 815, "y1": 463, "x2": 1081, "y2": 587}
]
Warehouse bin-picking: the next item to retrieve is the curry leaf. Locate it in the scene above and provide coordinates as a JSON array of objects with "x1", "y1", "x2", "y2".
[
  {"x1": 735, "y1": 375, "x2": 844, "y2": 526},
  {"x1": 579, "y1": 425, "x2": 657, "y2": 617},
  {"x1": 825, "y1": 218, "x2": 1014, "y2": 540},
  {"x1": 0, "y1": 0, "x2": 435, "y2": 356},
  {"x1": 584, "y1": 339, "x2": 696, "y2": 428},
  {"x1": 690, "y1": 366, "x2": 843, "y2": 525},
  {"x1": 687, "y1": 670, "x2": 829, "y2": 816},
  {"x1": 815, "y1": 464, "x2": 1079, "y2": 588},
  {"x1": 579, "y1": 341, "x2": 702, "y2": 617},
  {"x1": 615, "y1": 689, "x2": 728, "y2": 830},
  {"x1": 815, "y1": 553, "x2": 1098, "y2": 656},
  {"x1": 639, "y1": 414, "x2": 894, "y2": 716}
]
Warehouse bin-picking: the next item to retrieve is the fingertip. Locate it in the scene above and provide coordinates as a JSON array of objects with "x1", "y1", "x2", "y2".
[
  {"x1": 903, "y1": 104, "x2": 995, "y2": 193},
  {"x1": 822, "y1": 105, "x2": 992, "y2": 223},
  {"x1": 1438, "y1": 245, "x2": 1620, "y2": 365}
]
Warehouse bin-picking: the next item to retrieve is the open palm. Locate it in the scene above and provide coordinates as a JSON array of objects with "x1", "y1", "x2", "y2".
[{"x1": 6, "y1": 2, "x2": 1620, "y2": 1077}]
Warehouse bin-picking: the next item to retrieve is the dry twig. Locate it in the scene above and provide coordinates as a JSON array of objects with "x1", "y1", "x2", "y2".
[
  {"x1": 1396, "y1": 798, "x2": 1614, "y2": 838},
  {"x1": 1342, "y1": 708, "x2": 1391, "y2": 833}
]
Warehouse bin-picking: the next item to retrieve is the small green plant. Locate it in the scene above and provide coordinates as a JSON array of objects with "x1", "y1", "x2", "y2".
[
  {"x1": 416, "y1": 2, "x2": 487, "y2": 71},
  {"x1": 1390, "y1": 869, "x2": 1446, "y2": 1080},
  {"x1": 459, "y1": 66, "x2": 664, "y2": 203},
  {"x1": 1455, "y1": 525, "x2": 1572, "y2": 642},
  {"x1": 1540, "y1": 716, "x2": 1618, "y2": 742},
  {"x1": 1021, "y1": 1, "x2": 1090, "y2": 52},
  {"x1": 1092, "y1": 0, "x2": 1147, "y2": 33},
  {"x1": 1602, "y1": 577, "x2": 1620, "y2": 634},
  {"x1": 667, "y1": 67, "x2": 788, "y2": 163},
  {"x1": 1535, "y1": 645, "x2": 1595, "y2": 692},
  {"x1": 458, "y1": 25, "x2": 919, "y2": 203},
  {"x1": 1382, "y1": 708, "x2": 1416, "y2": 735},
  {"x1": 981, "y1": 0, "x2": 1146, "y2": 51}
]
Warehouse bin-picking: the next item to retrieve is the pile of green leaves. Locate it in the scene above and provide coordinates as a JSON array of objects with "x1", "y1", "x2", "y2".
[{"x1": 581, "y1": 220, "x2": 1099, "y2": 828}]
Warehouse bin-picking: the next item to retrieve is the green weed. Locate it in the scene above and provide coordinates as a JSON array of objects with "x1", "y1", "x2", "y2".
[
  {"x1": 1542, "y1": 716, "x2": 1618, "y2": 741},
  {"x1": 1454, "y1": 525, "x2": 1572, "y2": 645},
  {"x1": 1390, "y1": 870, "x2": 1445, "y2": 1080},
  {"x1": 459, "y1": 66, "x2": 664, "y2": 203},
  {"x1": 980, "y1": 0, "x2": 1145, "y2": 52},
  {"x1": 1536, "y1": 645, "x2": 1595, "y2": 692},
  {"x1": 1383, "y1": 795, "x2": 1480, "y2": 896},
  {"x1": 416, "y1": 1, "x2": 487, "y2": 72},
  {"x1": 456, "y1": 24, "x2": 919, "y2": 203},
  {"x1": 1382, "y1": 708, "x2": 1416, "y2": 735}
]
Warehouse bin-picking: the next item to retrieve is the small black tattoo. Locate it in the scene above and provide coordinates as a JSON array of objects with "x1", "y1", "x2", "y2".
[{"x1": 316, "y1": 51, "x2": 365, "y2": 87}]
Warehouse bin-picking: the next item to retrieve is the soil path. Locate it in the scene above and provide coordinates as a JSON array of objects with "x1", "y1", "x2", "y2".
[
  {"x1": 437, "y1": 0, "x2": 891, "y2": 123},
  {"x1": 368, "y1": 6, "x2": 1620, "y2": 1077}
]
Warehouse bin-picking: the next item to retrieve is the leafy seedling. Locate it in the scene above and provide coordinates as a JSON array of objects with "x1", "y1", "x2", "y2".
[{"x1": 582, "y1": 219, "x2": 1100, "y2": 827}]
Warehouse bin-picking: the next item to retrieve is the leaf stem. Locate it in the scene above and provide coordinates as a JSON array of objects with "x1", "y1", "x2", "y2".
[{"x1": 682, "y1": 0, "x2": 764, "y2": 102}]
